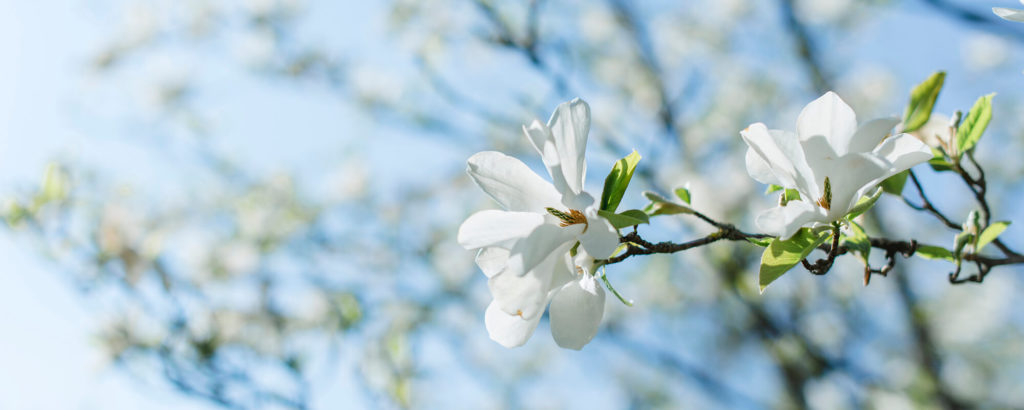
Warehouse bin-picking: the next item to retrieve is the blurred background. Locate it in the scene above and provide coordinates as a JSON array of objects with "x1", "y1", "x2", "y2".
[{"x1": 2, "y1": 0, "x2": 1024, "y2": 408}]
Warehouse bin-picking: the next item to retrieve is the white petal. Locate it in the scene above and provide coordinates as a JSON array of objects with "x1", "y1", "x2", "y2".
[
  {"x1": 847, "y1": 117, "x2": 900, "y2": 154},
  {"x1": 547, "y1": 98, "x2": 590, "y2": 194},
  {"x1": 796, "y1": 134, "x2": 838, "y2": 200},
  {"x1": 457, "y1": 210, "x2": 545, "y2": 250},
  {"x1": 741, "y1": 123, "x2": 816, "y2": 195},
  {"x1": 485, "y1": 300, "x2": 542, "y2": 348},
  {"x1": 578, "y1": 207, "x2": 620, "y2": 259},
  {"x1": 909, "y1": 114, "x2": 952, "y2": 148},
  {"x1": 523, "y1": 120, "x2": 572, "y2": 194},
  {"x1": 872, "y1": 133, "x2": 934, "y2": 172},
  {"x1": 549, "y1": 274, "x2": 606, "y2": 350},
  {"x1": 475, "y1": 247, "x2": 510, "y2": 278},
  {"x1": 796, "y1": 91, "x2": 858, "y2": 155},
  {"x1": 467, "y1": 151, "x2": 561, "y2": 213},
  {"x1": 504, "y1": 223, "x2": 581, "y2": 277},
  {"x1": 994, "y1": 7, "x2": 1024, "y2": 22},
  {"x1": 755, "y1": 201, "x2": 825, "y2": 239},
  {"x1": 823, "y1": 153, "x2": 890, "y2": 218},
  {"x1": 489, "y1": 241, "x2": 572, "y2": 319},
  {"x1": 745, "y1": 146, "x2": 782, "y2": 186}
]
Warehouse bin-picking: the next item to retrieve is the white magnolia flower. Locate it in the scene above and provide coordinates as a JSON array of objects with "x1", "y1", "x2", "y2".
[
  {"x1": 457, "y1": 98, "x2": 618, "y2": 349},
  {"x1": 742, "y1": 92, "x2": 933, "y2": 238},
  {"x1": 994, "y1": 2, "x2": 1024, "y2": 22},
  {"x1": 908, "y1": 113, "x2": 956, "y2": 155}
]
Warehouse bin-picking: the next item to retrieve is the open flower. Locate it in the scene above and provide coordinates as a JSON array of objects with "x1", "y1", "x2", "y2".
[
  {"x1": 742, "y1": 92, "x2": 933, "y2": 238},
  {"x1": 457, "y1": 98, "x2": 618, "y2": 349}
]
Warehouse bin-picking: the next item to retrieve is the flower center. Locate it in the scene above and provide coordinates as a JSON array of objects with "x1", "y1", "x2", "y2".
[
  {"x1": 815, "y1": 176, "x2": 832, "y2": 211},
  {"x1": 546, "y1": 207, "x2": 589, "y2": 232}
]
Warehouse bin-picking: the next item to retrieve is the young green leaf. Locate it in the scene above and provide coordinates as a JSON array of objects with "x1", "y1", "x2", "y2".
[
  {"x1": 746, "y1": 237, "x2": 772, "y2": 247},
  {"x1": 600, "y1": 150, "x2": 641, "y2": 212},
  {"x1": 956, "y1": 93, "x2": 994, "y2": 154},
  {"x1": 674, "y1": 187, "x2": 692, "y2": 205},
  {"x1": 643, "y1": 191, "x2": 694, "y2": 216},
  {"x1": 759, "y1": 228, "x2": 830, "y2": 293},
  {"x1": 598, "y1": 209, "x2": 650, "y2": 229},
  {"x1": 902, "y1": 71, "x2": 946, "y2": 133},
  {"x1": 765, "y1": 184, "x2": 784, "y2": 195},
  {"x1": 600, "y1": 266, "x2": 634, "y2": 307},
  {"x1": 915, "y1": 245, "x2": 954, "y2": 261},
  {"x1": 880, "y1": 170, "x2": 909, "y2": 196},
  {"x1": 977, "y1": 221, "x2": 1011, "y2": 251},
  {"x1": 845, "y1": 188, "x2": 883, "y2": 220},
  {"x1": 784, "y1": 188, "x2": 801, "y2": 202}
]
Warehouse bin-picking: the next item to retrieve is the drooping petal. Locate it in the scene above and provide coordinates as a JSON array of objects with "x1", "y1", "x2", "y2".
[
  {"x1": 847, "y1": 117, "x2": 900, "y2": 154},
  {"x1": 504, "y1": 223, "x2": 583, "y2": 277},
  {"x1": 741, "y1": 124, "x2": 816, "y2": 195},
  {"x1": 475, "y1": 247, "x2": 510, "y2": 278},
  {"x1": 466, "y1": 151, "x2": 561, "y2": 213},
  {"x1": 994, "y1": 7, "x2": 1024, "y2": 22},
  {"x1": 489, "y1": 241, "x2": 573, "y2": 319},
  {"x1": 796, "y1": 91, "x2": 858, "y2": 155},
  {"x1": 457, "y1": 210, "x2": 545, "y2": 250},
  {"x1": 549, "y1": 274, "x2": 606, "y2": 350},
  {"x1": 523, "y1": 120, "x2": 571, "y2": 194},
  {"x1": 755, "y1": 201, "x2": 825, "y2": 239},
  {"x1": 485, "y1": 300, "x2": 542, "y2": 348},
  {"x1": 745, "y1": 146, "x2": 782, "y2": 186},
  {"x1": 578, "y1": 207, "x2": 620, "y2": 259},
  {"x1": 547, "y1": 98, "x2": 590, "y2": 195}
]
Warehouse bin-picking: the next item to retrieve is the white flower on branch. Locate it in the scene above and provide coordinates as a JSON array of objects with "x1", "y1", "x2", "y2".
[
  {"x1": 742, "y1": 92, "x2": 932, "y2": 238},
  {"x1": 458, "y1": 98, "x2": 618, "y2": 349}
]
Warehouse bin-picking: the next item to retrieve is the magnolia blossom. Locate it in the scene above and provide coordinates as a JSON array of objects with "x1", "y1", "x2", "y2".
[
  {"x1": 457, "y1": 98, "x2": 618, "y2": 349},
  {"x1": 994, "y1": 2, "x2": 1024, "y2": 22},
  {"x1": 908, "y1": 113, "x2": 955, "y2": 155},
  {"x1": 742, "y1": 92, "x2": 933, "y2": 238}
]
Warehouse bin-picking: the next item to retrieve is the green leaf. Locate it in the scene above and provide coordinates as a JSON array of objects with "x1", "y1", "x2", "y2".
[
  {"x1": 977, "y1": 221, "x2": 1010, "y2": 251},
  {"x1": 674, "y1": 187, "x2": 692, "y2": 205},
  {"x1": 765, "y1": 184, "x2": 784, "y2": 195},
  {"x1": 600, "y1": 266, "x2": 634, "y2": 307},
  {"x1": 842, "y1": 221, "x2": 871, "y2": 265},
  {"x1": 600, "y1": 150, "x2": 641, "y2": 212},
  {"x1": 845, "y1": 188, "x2": 883, "y2": 220},
  {"x1": 956, "y1": 93, "x2": 994, "y2": 154},
  {"x1": 916, "y1": 245, "x2": 954, "y2": 261},
  {"x1": 902, "y1": 71, "x2": 945, "y2": 133},
  {"x1": 784, "y1": 188, "x2": 801, "y2": 202},
  {"x1": 759, "y1": 228, "x2": 830, "y2": 293},
  {"x1": 928, "y1": 157, "x2": 954, "y2": 172},
  {"x1": 746, "y1": 237, "x2": 772, "y2": 247},
  {"x1": 643, "y1": 191, "x2": 694, "y2": 216},
  {"x1": 880, "y1": 170, "x2": 909, "y2": 196},
  {"x1": 598, "y1": 209, "x2": 650, "y2": 229},
  {"x1": 39, "y1": 162, "x2": 70, "y2": 203}
]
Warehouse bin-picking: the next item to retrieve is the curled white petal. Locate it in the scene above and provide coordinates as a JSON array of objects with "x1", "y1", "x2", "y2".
[
  {"x1": 548, "y1": 273, "x2": 606, "y2": 350},
  {"x1": 578, "y1": 207, "x2": 620, "y2": 259},
  {"x1": 547, "y1": 98, "x2": 590, "y2": 195},
  {"x1": 475, "y1": 247, "x2": 510, "y2": 278},
  {"x1": 485, "y1": 301, "x2": 542, "y2": 348},
  {"x1": 457, "y1": 210, "x2": 544, "y2": 250},
  {"x1": 466, "y1": 151, "x2": 561, "y2": 213},
  {"x1": 994, "y1": 7, "x2": 1024, "y2": 22}
]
